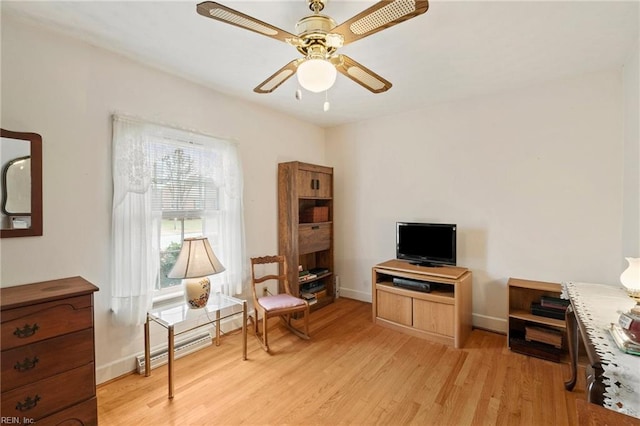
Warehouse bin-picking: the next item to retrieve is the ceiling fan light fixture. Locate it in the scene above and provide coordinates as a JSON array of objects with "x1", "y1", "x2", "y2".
[{"x1": 297, "y1": 58, "x2": 337, "y2": 93}]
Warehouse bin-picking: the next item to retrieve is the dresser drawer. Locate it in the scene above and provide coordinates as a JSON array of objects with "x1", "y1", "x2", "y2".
[
  {"x1": 1, "y1": 295, "x2": 93, "y2": 350},
  {"x1": 1, "y1": 363, "x2": 95, "y2": 422},
  {"x1": 2, "y1": 328, "x2": 94, "y2": 393},
  {"x1": 298, "y1": 223, "x2": 331, "y2": 254},
  {"x1": 38, "y1": 396, "x2": 97, "y2": 426}
]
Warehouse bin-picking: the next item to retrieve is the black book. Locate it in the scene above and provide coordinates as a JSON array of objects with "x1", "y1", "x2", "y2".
[
  {"x1": 531, "y1": 302, "x2": 565, "y2": 320},
  {"x1": 540, "y1": 296, "x2": 570, "y2": 311}
]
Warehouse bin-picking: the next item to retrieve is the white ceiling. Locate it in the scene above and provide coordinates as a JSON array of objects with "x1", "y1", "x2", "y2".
[{"x1": 2, "y1": 1, "x2": 638, "y2": 128}]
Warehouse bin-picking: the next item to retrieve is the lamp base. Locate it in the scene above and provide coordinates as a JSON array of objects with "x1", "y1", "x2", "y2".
[
  {"x1": 625, "y1": 289, "x2": 640, "y2": 315},
  {"x1": 184, "y1": 277, "x2": 211, "y2": 309}
]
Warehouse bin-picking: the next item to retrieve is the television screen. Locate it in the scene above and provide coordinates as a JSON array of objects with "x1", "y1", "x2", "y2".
[{"x1": 396, "y1": 222, "x2": 456, "y2": 266}]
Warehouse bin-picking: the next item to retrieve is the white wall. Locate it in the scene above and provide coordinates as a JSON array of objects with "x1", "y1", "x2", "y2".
[
  {"x1": 0, "y1": 16, "x2": 325, "y2": 383},
  {"x1": 326, "y1": 70, "x2": 625, "y2": 331},
  {"x1": 622, "y1": 43, "x2": 640, "y2": 259}
]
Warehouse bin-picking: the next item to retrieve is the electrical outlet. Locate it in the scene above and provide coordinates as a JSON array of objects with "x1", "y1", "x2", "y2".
[{"x1": 263, "y1": 287, "x2": 268, "y2": 297}]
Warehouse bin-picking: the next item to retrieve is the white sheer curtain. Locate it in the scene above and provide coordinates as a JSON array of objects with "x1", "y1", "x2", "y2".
[
  {"x1": 111, "y1": 117, "x2": 161, "y2": 326},
  {"x1": 111, "y1": 115, "x2": 247, "y2": 326},
  {"x1": 204, "y1": 140, "x2": 246, "y2": 296}
]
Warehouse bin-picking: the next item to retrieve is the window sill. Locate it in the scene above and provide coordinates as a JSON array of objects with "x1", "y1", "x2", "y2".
[{"x1": 152, "y1": 290, "x2": 184, "y2": 308}]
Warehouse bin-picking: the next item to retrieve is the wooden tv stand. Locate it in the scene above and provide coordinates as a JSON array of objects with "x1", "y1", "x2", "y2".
[{"x1": 372, "y1": 259, "x2": 473, "y2": 348}]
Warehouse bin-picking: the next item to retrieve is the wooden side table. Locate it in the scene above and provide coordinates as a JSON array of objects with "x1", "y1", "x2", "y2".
[{"x1": 563, "y1": 281, "x2": 639, "y2": 419}]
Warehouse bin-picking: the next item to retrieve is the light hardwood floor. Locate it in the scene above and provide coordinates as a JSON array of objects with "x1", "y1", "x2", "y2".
[{"x1": 97, "y1": 297, "x2": 587, "y2": 425}]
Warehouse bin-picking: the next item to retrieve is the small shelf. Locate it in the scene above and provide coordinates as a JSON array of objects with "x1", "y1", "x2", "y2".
[
  {"x1": 509, "y1": 310, "x2": 566, "y2": 329},
  {"x1": 299, "y1": 272, "x2": 332, "y2": 287},
  {"x1": 508, "y1": 278, "x2": 560, "y2": 292},
  {"x1": 376, "y1": 281, "x2": 455, "y2": 304},
  {"x1": 509, "y1": 333, "x2": 563, "y2": 362},
  {"x1": 298, "y1": 221, "x2": 333, "y2": 227},
  {"x1": 507, "y1": 277, "x2": 567, "y2": 363}
]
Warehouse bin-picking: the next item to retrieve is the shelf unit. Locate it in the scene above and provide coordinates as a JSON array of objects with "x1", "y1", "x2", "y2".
[
  {"x1": 278, "y1": 161, "x2": 334, "y2": 310},
  {"x1": 507, "y1": 277, "x2": 567, "y2": 362},
  {"x1": 372, "y1": 259, "x2": 473, "y2": 348}
]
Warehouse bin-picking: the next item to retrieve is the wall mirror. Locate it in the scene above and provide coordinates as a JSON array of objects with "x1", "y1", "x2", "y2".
[{"x1": 1, "y1": 129, "x2": 43, "y2": 237}]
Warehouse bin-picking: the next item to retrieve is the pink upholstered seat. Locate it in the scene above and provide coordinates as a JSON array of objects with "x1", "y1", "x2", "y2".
[{"x1": 258, "y1": 294, "x2": 306, "y2": 310}]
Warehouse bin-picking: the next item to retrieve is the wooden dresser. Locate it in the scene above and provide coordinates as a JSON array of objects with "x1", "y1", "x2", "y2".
[{"x1": 1, "y1": 277, "x2": 99, "y2": 425}]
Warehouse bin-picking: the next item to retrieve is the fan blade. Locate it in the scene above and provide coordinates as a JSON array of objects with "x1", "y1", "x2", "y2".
[
  {"x1": 254, "y1": 59, "x2": 303, "y2": 94},
  {"x1": 331, "y1": 0, "x2": 429, "y2": 46},
  {"x1": 331, "y1": 55, "x2": 391, "y2": 93},
  {"x1": 197, "y1": 1, "x2": 300, "y2": 45}
]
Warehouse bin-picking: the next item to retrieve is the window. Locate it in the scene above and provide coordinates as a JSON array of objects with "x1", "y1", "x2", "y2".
[
  {"x1": 111, "y1": 115, "x2": 245, "y2": 325},
  {"x1": 152, "y1": 145, "x2": 221, "y2": 297}
]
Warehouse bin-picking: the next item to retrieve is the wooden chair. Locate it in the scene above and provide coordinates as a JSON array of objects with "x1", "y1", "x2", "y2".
[{"x1": 250, "y1": 255, "x2": 310, "y2": 352}]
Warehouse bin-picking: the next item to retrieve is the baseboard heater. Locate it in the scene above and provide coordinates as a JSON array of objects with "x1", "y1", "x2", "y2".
[{"x1": 135, "y1": 331, "x2": 213, "y2": 374}]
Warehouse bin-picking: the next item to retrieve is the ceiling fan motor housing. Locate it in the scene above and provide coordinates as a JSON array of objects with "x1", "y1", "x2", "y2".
[{"x1": 295, "y1": 15, "x2": 340, "y2": 57}]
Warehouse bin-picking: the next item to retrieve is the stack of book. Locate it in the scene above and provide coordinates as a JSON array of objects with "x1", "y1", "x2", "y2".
[
  {"x1": 609, "y1": 310, "x2": 640, "y2": 355},
  {"x1": 299, "y1": 270, "x2": 318, "y2": 283},
  {"x1": 301, "y1": 283, "x2": 325, "y2": 294},
  {"x1": 309, "y1": 267, "x2": 329, "y2": 276},
  {"x1": 525, "y1": 325, "x2": 563, "y2": 348},
  {"x1": 300, "y1": 292, "x2": 317, "y2": 305},
  {"x1": 531, "y1": 296, "x2": 570, "y2": 320}
]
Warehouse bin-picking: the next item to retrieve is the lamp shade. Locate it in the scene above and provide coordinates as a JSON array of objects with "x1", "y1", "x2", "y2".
[
  {"x1": 297, "y1": 58, "x2": 337, "y2": 93},
  {"x1": 167, "y1": 237, "x2": 225, "y2": 279},
  {"x1": 621, "y1": 257, "x2": 640, "y2": 299}
]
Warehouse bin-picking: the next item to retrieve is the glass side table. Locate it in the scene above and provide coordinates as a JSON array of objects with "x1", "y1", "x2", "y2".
[{"x1": 144, "y1": 293, "x2": 247, "y2": 399}]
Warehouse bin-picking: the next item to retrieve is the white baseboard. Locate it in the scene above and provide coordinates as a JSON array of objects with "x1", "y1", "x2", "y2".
[
  {"x1": 472, "y1": 313, "x2": 507, "y2": 334},
  {"x1": 339, "y1": 287, "x2": 372, "y2": 303}
]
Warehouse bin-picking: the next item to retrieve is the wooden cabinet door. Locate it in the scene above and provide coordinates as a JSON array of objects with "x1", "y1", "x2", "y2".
[
  {"x1": 298, "y1": 223, "x2": 331, "y2": 254},
  {"x1": 377, "y1": 291, "x2": 412, "y2": 326},
  {"x1": 314, "y1": 172, "x2": 332, "y2": 198},
  {"x1": 297, "y1": 170, "x2": 332, "y2": 198},
  {"x1": 297, "y1": 170, "x2": 318, "y2": 198},
  {"x1": 413, "y1": 299, "x2": 454, "y2": 337}
]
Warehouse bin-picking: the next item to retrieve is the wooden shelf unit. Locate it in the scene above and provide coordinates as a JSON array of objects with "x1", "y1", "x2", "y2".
[
  {"x1": 278, "y1": 161, "x2": 334, "y2": 310},
  {"x1": 372, "y1": 259, "x2": 473, "y2": 348},
  {"x1": 507, "y1": 277, "x2": 567, "y2": 362}
]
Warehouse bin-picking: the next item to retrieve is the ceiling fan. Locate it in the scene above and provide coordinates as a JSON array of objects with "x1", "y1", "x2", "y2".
[{"x1": 196, "y1": 0, "x2": 429, "y2": 95}]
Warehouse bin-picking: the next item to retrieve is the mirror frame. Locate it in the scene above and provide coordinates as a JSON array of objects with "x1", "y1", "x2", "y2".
[{"x1": 1, "y1": 129, "x2": 43, "y2": 237}]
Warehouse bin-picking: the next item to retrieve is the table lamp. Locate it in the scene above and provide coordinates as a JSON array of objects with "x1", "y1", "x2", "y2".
[
  {"x1": 620, "y1": 257, "x2": 640, "y2": 314},
  {"x1": 167, "y1": 236, "x2": 225, "y2": 309}
]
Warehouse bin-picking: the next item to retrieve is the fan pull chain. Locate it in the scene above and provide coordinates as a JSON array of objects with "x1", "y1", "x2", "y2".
[
  {"x1": 295, "y1": 87, "x2": 302, "y2": 101},
  {"x1": 323, "y1": 91, "x2": 330, "y2": 112}
]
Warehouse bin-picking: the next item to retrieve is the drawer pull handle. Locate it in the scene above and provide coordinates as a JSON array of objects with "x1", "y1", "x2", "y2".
[
  {"x1": 14, "y1": 356, "x2": 39, "y2": 372},
  {"x1": 311, "y1": 225, "x2": 320, "y2": 230},
  {"x1": 14, "y1": 323, "x2": 39, "y2": 338},
  {"x1": 16, "y1": 395, "x2": 40, "y2": 412}
]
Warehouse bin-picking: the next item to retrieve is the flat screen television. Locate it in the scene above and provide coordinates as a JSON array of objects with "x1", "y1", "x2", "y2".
[{"x1": 396, "y1": 222, "x2": 457, "y2": 267}]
